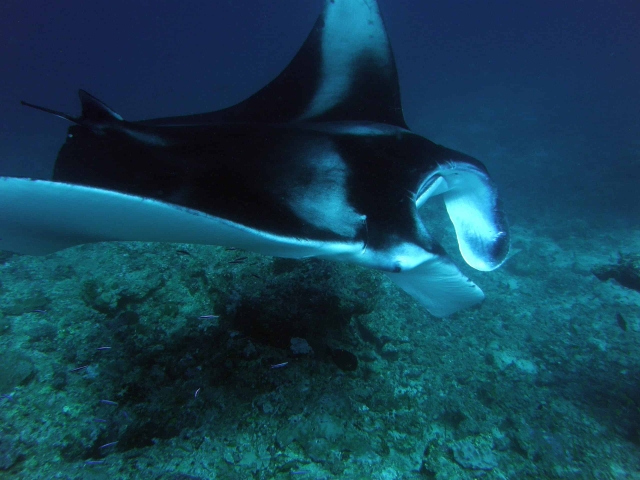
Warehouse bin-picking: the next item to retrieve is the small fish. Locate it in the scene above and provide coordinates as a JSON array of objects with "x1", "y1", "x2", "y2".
[
  {"x1": 31, "y1": 309, "x2": 47, "y2": 314},
  {"x1": 270, "y1": 362, "x2": 288, "y2": 369},
  {"x1": 616, "y1": 312, "x2": 627, "y2": 332},
  {"x1": 85, "y1": 460, "x2": 106, "y2": 466},
  {"x1": 198, "y1": 315, "x2": 219, "y2": 320},
  {"x1": 250, "y1": 273, "x2": 263, "y2": 280},
  {"x1": 93, "y1": 418, "x2": 108, "y2": 423},
  {"x1": 100, "y1": 399, "x2": 118, "y2": 406},
  {"x1": 195, "y1": 388, "x2": 201, "y2": 398},
  {"x1": 99, "y1": 441, "x2": 118, "y2": 449},
  {"x1": 96, "y1": 346, "x2": 111, "y2": 351},
  {"x1": 228, "y1": 257, "x2": 249, "y2": 264},
  {"x1": 225, "y1": 247, "x2": 238, "y2": 251},
  {"x1": 70, "y1": 365, "x2": 89, "y2": 373},
  {"x1": 176, "y1": 249, "x2": 191, "y2": 256}
]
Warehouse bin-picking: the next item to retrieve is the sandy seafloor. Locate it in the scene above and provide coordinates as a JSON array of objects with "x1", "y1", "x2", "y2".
[{"x1": 1, "y1": 192, "x2": 639, "y2": 480}]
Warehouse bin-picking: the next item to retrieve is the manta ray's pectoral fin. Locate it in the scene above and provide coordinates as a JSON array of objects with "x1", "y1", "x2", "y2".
[
  {"x1": 0, "y1": 178, "x2": 364, "y2": 258},
  {"x1": 142, "y1": 0, "x2": 407, "y2": 128}
]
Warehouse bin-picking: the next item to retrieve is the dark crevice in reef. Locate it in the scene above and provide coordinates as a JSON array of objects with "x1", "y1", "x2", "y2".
[{"x1": 592, "y1": 253, "x2": 640, "y2": 293}]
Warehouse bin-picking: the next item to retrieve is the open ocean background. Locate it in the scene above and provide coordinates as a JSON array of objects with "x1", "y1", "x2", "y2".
[{"x1": 1, "y1": 0, "x2": 639, "y2": 478}]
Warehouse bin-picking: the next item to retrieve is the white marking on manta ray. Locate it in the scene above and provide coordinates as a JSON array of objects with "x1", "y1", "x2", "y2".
[
  {"x1": 301, "y1": 0, "x2": 390, "y2": 119},
  {"x1": 310, "y1": 122, "x2": 408, "y2": 137},
  {"x1": 283, "y1": 146, "x2": 366, "y2": 238},
  {"x1": 123, "y1": 129, "x2": 168, "y2": 147}
]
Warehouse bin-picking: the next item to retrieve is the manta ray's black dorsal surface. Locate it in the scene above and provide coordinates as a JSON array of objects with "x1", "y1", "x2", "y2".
[{"x1": 4, "y1": 0, "x2": 509, "y2": 317}]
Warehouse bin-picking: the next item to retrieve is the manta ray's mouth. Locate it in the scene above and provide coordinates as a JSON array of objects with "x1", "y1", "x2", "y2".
[{"x1": 415, "y1": 161, "x2": 510, "y2": 272}]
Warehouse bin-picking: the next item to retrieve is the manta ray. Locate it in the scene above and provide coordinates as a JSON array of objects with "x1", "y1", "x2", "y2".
[{"x1": 1, "y1": 0, "x2": 509, "y2": 317}]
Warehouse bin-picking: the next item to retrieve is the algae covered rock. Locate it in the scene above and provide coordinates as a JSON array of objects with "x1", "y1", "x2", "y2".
[
  {"x1": 451, "y1": 437, "x2": 498, "y2": 471},
  {"x1": 0, "y1": 351, "x2": 35, "y2": 394},
  {"x1": 0, "y1": 434, "x2": 25, "y2": 471}
]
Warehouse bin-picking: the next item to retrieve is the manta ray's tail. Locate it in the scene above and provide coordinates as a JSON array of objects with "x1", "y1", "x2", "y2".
[{"x1": 21, "y1": 89, "x2": 123, "y2": 128}]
